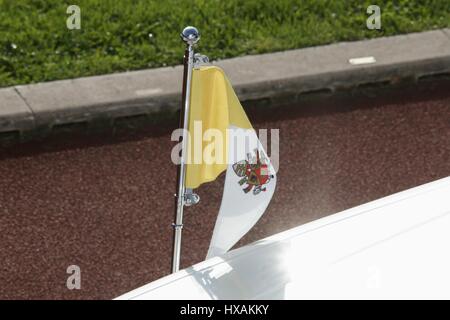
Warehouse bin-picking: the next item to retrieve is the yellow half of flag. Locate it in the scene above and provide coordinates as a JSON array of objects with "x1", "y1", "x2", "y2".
[{"x1": 185, "y1": 66, "x2": 253, "y2": 189}]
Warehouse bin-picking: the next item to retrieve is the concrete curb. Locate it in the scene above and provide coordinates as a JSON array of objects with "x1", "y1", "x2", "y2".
[{"x1": 1, "y1": 29, "x2": 449, "y2": 137}]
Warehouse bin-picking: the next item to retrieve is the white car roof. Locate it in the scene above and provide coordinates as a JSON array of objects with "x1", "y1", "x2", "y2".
[{"x1": 116, "y1": 176, "x2": 450, "y2": 300}]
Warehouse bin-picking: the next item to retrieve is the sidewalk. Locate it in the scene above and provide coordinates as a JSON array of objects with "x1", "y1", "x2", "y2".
[{"x1": 1, "y1": 29, "x2": 449, "y2": 137}]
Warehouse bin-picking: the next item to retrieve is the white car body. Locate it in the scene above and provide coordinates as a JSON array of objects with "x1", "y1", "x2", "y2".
[{"x1": 116, "y1": 176, "x2": 450, "y2": 300}]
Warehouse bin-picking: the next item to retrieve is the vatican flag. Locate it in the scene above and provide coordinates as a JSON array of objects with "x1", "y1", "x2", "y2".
[{"x1": 185, "y1": 66, "x2": 277, "y2": 259}]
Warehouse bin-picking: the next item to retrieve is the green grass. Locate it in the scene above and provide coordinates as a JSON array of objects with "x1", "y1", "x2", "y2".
[{"x1": 0, "y1": 0, "x2": 448, "y2": 87}]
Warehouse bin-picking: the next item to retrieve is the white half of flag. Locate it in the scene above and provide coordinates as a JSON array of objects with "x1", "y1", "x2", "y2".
[{"x1": 206, "y1": 126, "x2": 277, "y2": 258}]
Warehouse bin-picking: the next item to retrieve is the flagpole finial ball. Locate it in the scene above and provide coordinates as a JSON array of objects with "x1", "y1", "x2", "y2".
[{"x1": 181, "y1": 26, "x2": 200, "y2": 45}]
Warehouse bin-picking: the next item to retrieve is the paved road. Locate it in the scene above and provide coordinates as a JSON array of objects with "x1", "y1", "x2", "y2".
[{"x1": 0, "y1": 80, "x2": 449, "y2": 299}]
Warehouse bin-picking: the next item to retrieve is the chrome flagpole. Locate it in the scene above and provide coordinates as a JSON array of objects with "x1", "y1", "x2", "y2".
[{"x1": 171, "y1": 26, "x2": 200, "y2": 273}]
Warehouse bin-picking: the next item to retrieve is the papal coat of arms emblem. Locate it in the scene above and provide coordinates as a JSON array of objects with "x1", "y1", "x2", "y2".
[{"x1": 232, "y1": 149, "x2": 274, "y2": 195}]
